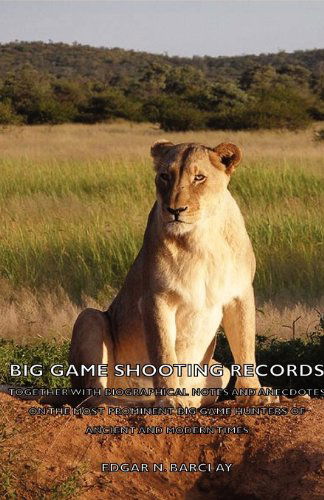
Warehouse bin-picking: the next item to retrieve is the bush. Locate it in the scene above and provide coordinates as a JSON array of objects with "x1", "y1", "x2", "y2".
[
  {"x1": 207, "y1": 104, "x2": 248, "y2": 130},
  {"x1": 0, "y1": 100, "x2": 22, "y2": 125},
  {"x1": 142, "y1": 95, "x2": 209, "y2": 131},
  {"x1": 240, "y1": 87, "x2": 311, "y2": 130},
  {"x1": 78, "y1": 88, "x2": 141, "y2": 123},
  {"x1": 160, "y1": 107, "x2": 206, "y2": 131},
  {"x1": 216, "y1": 318, "x2": 324, "y2": 392},
  {"x1": 208, "y1": 86, "x2": 311, "y2": 131}
]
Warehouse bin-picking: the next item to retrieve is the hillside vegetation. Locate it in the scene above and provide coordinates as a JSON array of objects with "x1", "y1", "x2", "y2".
[{"x1": 0, "y1": 42, "x2": 324, "y2": 129}]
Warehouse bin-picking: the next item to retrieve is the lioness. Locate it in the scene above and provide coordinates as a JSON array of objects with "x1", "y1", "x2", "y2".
[{"x1": 70, "y1": 141, "x2": 264, "y2": 407}]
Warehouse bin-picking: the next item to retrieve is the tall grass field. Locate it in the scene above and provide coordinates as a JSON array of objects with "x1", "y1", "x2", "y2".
[{"x1": 0, "y1": 122, "x2": 323, "y2": 344}]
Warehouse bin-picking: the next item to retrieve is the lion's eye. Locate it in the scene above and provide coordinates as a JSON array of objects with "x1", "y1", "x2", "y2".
[
  {"x1": 160, "y1": 173, "x2": 170, "y2": 181},
  {"x1": 194, "y1": 174, "x2": 206, "y2": 182}
]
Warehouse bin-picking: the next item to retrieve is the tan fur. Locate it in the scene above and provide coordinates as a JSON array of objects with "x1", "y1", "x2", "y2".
[{"x1": 70, "y1": 141, "x2": 269, "y2": 407}]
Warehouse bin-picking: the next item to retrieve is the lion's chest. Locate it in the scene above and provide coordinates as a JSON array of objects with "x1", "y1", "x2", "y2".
[
  {"x1": 160, "y1": 243, "x2": 239, "y2": 309},
  {"x1": 157, "y1": 244, "x2": 245, "y2": 361}
]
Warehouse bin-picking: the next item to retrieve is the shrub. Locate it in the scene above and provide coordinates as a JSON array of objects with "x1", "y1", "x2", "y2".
[
  {"x1": 240, "y1": 87, "x2": 311, "y2": 130},
  {"x1": 208, "y1": 86, "x2": 311, "y2": 131},
  {"x1": 216, "y1": 316, "x2": 324, "y2": 393},
  {"x1": 0, "y1": 100, "x2": 22, "y2": 125},
  {"x1": 158, "y1": 99, "x2": 207, "y2": 131},
  {"x1": 78, "y1": 88, "x2": 141, "y2": 123}
]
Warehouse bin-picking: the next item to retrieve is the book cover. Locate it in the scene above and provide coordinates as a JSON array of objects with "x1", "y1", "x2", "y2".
[{"x1": 0, "y1": 1, "x2": 323, "y2": 498}]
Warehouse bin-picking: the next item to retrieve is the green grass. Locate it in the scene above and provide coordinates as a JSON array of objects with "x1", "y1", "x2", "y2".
[
  {"x1": 217, "y1": 327, "x2": 324, "y2": 391},
  {"x1": 231, "y1": 159, "x2": 324, "y2": 204},
  {"x1": 48, "y1": 465, "x2": 86, "y2": 500},
  {"x1": 1, "y1": 326, "x2": 323, "y2": 390},
  {"x1": 0, "y1": 338, "x2": 69, "y2": 387},
  {"x1": 0, "y1": 155, "x2": 323, "y2": 304}
]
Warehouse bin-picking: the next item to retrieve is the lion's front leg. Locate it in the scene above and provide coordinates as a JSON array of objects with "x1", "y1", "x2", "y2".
[
  {"x1": 142, "y1": 294, "x2": 182, "y2": 407},
  {"x1": 222, "y1": 287, "x2": 278, "y2": 404},
  {"x1": 69, "y1": 308, "x2": 115, "y2": 406}
]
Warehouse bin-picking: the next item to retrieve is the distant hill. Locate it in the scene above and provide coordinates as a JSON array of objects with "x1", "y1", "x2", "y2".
[
  {"x1": 0, "y1": 41, "x2": 324, "y2": 83},
  {"x1": 0, "y1": 41, "x2": 323, "y2": 129}
]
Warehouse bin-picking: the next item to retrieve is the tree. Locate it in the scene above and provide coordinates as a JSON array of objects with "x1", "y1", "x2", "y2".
[
  {"x1": 239, "y1": 86, "x2": 311, "y2": 130},
  {"x1": 0, "y1": 99, "x2": 22, "y2": 124},
  {"x1": 2, "y1": 68, "x2": 59, "y2": 124},
  {"x1": 150, "y1": 97, "x2": 207, "y2": 131},
  {"x1": 78, "y1": 87, "x2": 141, "y2": 123},
  {"x1": 164, "y1": 66, "x2": 205, "y2": 95}
]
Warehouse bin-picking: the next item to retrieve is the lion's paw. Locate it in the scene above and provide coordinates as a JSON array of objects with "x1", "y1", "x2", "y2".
[
  {"x1": 154, "y1": 396, "x2": 184, "y2": 408},
  {"x1": 236, "y1": 387, "x2": 280, "y2": 406}
]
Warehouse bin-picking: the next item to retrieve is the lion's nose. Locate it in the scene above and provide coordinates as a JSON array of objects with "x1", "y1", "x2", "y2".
[{"x1": 167, "y1": 206, "x2": 188, "y2": 216}]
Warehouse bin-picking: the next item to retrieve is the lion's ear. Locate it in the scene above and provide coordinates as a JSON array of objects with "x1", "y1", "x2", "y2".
[
  {"x1": 151, "y1": 140, "x2": 174, "y2": 169},
  {"x1": 213, "y1": 143, "x2": 242, "y2": 175}
]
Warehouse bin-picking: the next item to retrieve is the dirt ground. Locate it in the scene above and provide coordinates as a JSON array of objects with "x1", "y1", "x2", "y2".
[{"x1": 0, "y1": 394, "x2": 323, "y2": 499}]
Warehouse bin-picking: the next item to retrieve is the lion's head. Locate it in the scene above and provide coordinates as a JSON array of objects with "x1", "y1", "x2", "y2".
[{"x1": 151, "y1": 141, "x2": 242, "y2": 234}]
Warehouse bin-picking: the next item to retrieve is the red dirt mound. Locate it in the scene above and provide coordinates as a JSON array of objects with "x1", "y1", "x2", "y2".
[{"x1": 0, "y1": 394, "x2": 323, "y2": 499}]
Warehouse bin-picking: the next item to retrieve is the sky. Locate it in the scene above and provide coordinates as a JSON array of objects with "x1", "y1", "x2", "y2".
[{"x1": 0, "y1": 1, "x2": 323, "y2": 58}]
